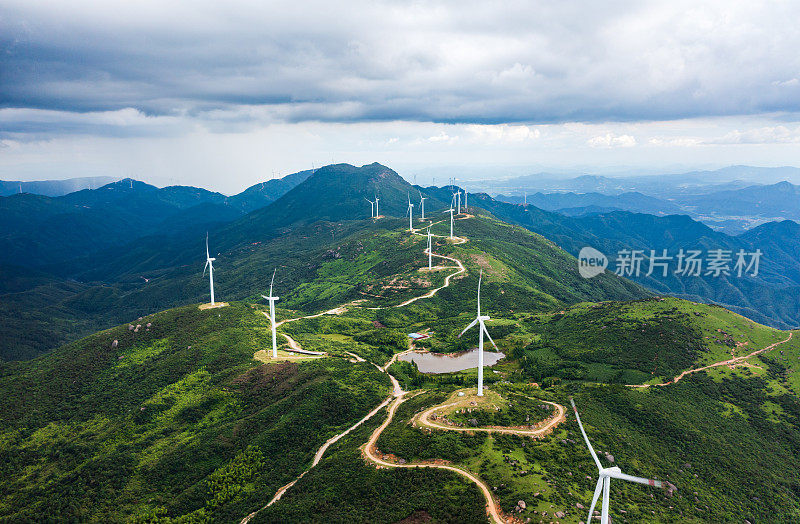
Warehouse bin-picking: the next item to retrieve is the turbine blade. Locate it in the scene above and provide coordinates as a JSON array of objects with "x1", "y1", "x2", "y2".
[
  {"x1": 605, "y1": 470, "x2": 663, "y2": 488},
  {"x1": 205, "y1": 232, "x2": 210, "y2": 259},
  {"x1": 587, "y1": 478, "x2": 603, "y2": 523},
  {"x1": 203, "y1": 260, "x2": 209, "y2": 277},
  {"x1": 481, "y1": 323, "x2": 498, "y2": 349},
  {"x1": 458, "y1": 318, "x2": 479, "y2": 338},
  {"x1": 570, "y1": 398, "x2": 603, "y2": 471},
  {"x1": 270, "y1": 268, "x2": 276, "y2": 296}
]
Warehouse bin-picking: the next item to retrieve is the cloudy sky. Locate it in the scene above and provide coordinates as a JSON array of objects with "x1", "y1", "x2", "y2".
[{"x1": 2, "y1": 0, "x2": 800, "y2": 193}]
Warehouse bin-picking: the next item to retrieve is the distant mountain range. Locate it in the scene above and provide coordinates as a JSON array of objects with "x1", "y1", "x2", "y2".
[
  {"x1": 495, "y1": 191, "x2": 682, "y2": 216},
  {"x1": 488, "y1": 175, "x2": 800, "y2": 235},
  {"x1": 0, "y1": 170, "x2": 314, "y2": 269},
  {"x1": 472, "y1": 165, "x2": 800, "y2": 197},
  {"x1": 4, "y1": 162, "x2": 800, "y2": 361},
  {"x1": 0, "y1": 176, "x2": 120, "y2": 196},
  {"x1": 473, "y1": 196, "x2": 800, "y2": 329}
]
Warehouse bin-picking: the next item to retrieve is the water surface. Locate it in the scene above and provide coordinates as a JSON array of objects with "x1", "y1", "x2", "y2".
[{"x1": 399, "y1": 348, "x2": 504, "y2": 373}]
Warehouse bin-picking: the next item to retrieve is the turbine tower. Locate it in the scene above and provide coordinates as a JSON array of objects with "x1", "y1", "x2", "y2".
[
  {"x1": 456, "y1": 190, "x2": 462, "y2": 214},
  {"x1": 458, "y1": 270, "x2": 496, "y2": 396},
  {"x1": 407, "y1": 193, "x2": 414, "y2": 231},
  {"x1": 426, "y1": 225, "x2": 433, "y2": 269},
  {"x1": 261, "y1": 269, "x2": 280, "y2": 359},
  {"x1": 463, "y1": 191, "x2": 468, "y2": 210},
  {"x1": 444, "y1": 207, "x2": 455, "y2": 239},
  {"x1": 571, "y1": 398, "x2": 664, "y2": 524},
  {"x1": 375, "y1": 195, "x2": 380, "y2": 218},
  {"x1": 203, "y1": 233, "x2": 216, "y2": 305},
  {"x1": 419, "y1": 190, "x2": 427, "y2": 220},
  {"x1": 365, "y1": 197, "x2": 375, "y2": 218}
]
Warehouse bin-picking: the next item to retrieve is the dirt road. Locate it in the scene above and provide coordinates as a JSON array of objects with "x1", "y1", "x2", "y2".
[{"x1": 631, "y1": 331, "x2": 793, "y2": 388}]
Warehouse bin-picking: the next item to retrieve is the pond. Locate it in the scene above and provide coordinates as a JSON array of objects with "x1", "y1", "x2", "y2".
[{"x1": 398, "y1": 348, "x2": 505, "y2": 373}]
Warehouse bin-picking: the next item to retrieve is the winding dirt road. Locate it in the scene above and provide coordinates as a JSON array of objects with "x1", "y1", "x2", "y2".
[
  {"x1": 362, "y1": 393, "x2": 508, "y2": 524},
  {"x1": 244, "y1": 215, "x2": 566, "y2": 524},
  {"x1": 415, "y1": 397, "x2": 565, "y2": 437},
  {"x1": 630, "y1": 331, "x2": 794, "y2": 388}
]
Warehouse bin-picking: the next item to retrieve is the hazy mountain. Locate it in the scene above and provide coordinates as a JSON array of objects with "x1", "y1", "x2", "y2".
[
  {"x1": 473, "y1": 166, "x2": 800, "y2": 199},
  {"x1": 495, "y1": 191, "x2": 681, "y2": 216},
  {"x1": 0, "y1": 176, "x2": 120, "y2": 196},
  {"x1": 0, "y1": 170, "x2": 312, "y2": 269},
  {"x1": 675, "y1": 181, "x2": 800, "y2": 219},
  {"x1": 472, "y1": 195, "x2": 800, "y2": 329}
]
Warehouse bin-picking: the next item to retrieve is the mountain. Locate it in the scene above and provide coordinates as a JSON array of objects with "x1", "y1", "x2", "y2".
[
  {"x1": 4, "y1": 162, "x2": 800, "y2": 522},
  {"x1": 0, "y1": 163, "x2": 643, "y2": 361},
  {"x1": 0, "y1": 170, "x2": 312, "y2": 270},
  {"x1": 469, "y1": 194, "x2": 800, "y2": 329},
  {"x1": 474, "y1": 166, "x2": 800, "y2": 198},
  {"x1": 495, "y1": 191, "x2": 681, "y2": 216},
  {"x1": 0, "y1": 176, "x2": 119, "y2": 196},
  {"x1": 1, "y1": 261, "x2": 799, "y2": 521},
  {"x1": 675, "y1": 181, "x2": 800, "y2": 219},
  {"x1": 226, "y1": 169, "x2": 315, "y2": 212}
]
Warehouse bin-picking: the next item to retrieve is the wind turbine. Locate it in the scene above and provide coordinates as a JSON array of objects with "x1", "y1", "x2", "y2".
[
  {"x1": 463, "y1": 190, "x2": 468, "y2": 210},
  {"x1": 262, "y1": 269, "x2": 280, "y2": 359},
  {"x1": 365, "y1": 197, "x2": 375, "y2": 218},
  {"x1": 426, "y1": 225, "x2": 433, "y2": 269},
  {"x1": 456, "y1": 190, "x2": 462, "y2": 214},
  {"x1": 375, "y1": 195, "x2": 380, "y2": 218},
  {"x1": 407, "y1": 193, "x2": 414, "y2": 231},
  {"x1": 419, "y1": 190, "x2": 427, "y2": 220},
  {"x1": 444, "y1": 207, "x2": 455, "y2": 239},
  {"x1": 203, "y1": 233, "x2": 216, "y2": 305},
  {"x1": 458, "y1": 270, "x2": 496, "y2": 396},
  {"x1": 571, "y1": 398, "x2": 663, "y2": 524}
]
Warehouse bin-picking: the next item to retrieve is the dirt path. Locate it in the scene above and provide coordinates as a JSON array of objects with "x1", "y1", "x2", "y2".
[
  {"x1": 381, "y1": 348, "x2": 417, "y2": 371},
  {"x1": 244, "y1": 216, "x2": 530, "y2": 523},
  {"x1": 362, "y1": 394, "x2": 507, "y2": 524},
  {"x1": 239, "y1": 394, "x2": 396, "y2": 524},
  {"x1": 631, "y1": 331, "x2": 794, "y2": 388},
  {"x1": 415, "y1": 397, "x2": 565, "y2": 438}
]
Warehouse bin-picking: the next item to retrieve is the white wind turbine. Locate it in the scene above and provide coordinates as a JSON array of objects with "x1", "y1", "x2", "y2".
[
  {"x1": 203, "y1": 233, "x2": 216, "y2": 305},
  {"x1": 365, "y1": 197, "x2": 375, "y2": 218},
  {"x1": 419, "y1": 190, "x2": 427, "y2": 220},
  {"x1": 261, "y1": 269, "x2": 280, "y2": 359},
  {"x1": 456, "y1": 190, "x2": 462, "y2": 214},
  {"x1": 458, "y1": 270, "x2": 496, "y2": 396},
  {"x1": 571, "y1": 398, "x2": 663, "y2": 524},
  {"x1": 426, "y1": 225, "x2": 433, "y2": 269},
  {"x1": 375, "y1": 195, "x2": 380, "y2": 218},
  {"x1": 463, "y1": 190, "x2": 468, "y2": 210},
  {"x1": 407, "y1": 193, "x2": 414, "y2": 231},
  {"x1": 444, "y1": 207, "x2": 455, "y2": 239}
]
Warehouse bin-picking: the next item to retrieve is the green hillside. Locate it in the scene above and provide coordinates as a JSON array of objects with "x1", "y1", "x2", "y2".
[
  {"x1": 2, "y1": 210, "x2": 800, "y2": 521},
  {"x1": 0, "y1": 303, "x2": 396, "y2": 521}
]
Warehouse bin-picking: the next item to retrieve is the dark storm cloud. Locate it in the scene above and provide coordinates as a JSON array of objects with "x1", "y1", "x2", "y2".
[{"x1": 2, "y1": 0, "x2": 800, "y2": 137}]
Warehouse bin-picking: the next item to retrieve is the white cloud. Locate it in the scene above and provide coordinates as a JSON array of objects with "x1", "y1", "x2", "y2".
[
  {"x1": 772, "y1": 79, "x2": 800, "y2": 88},
  {"x1": 707, "y1": 126, "x2": 800, "y2": 144},
  {"x1": 587, "y1": 133, "x2": 637, "y2": 148}
]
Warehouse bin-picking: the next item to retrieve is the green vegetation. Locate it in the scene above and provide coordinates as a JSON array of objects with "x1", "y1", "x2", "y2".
[
  {"x1": 511, "y1": 296, "x2": 785, "y2": 385},
  {"x1": 4, "y1": 173, "x2": 800, "y2": 523},
  {"x1": 0, "y1": 303, "x2": 392, "y2": 521}
]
